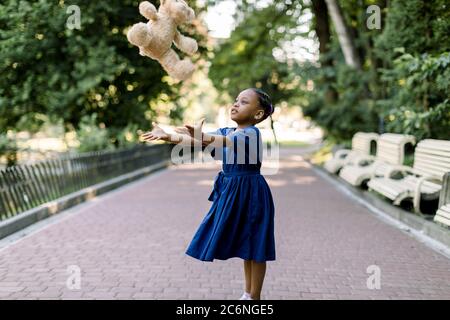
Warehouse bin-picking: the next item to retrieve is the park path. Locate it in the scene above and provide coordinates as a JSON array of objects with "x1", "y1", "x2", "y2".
[{"x1": 0, "y1": 147, "x2": 449, "y2": 300}]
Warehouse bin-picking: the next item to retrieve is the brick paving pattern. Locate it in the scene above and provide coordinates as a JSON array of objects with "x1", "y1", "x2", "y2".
[{"x1": 0, "y1": 147, "x2": 449, "y2": 300}]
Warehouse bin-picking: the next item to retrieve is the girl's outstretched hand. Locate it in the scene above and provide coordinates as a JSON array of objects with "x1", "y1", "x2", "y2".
[
  {"x1": 140, "y1": 122, "x2": 169, "y2": 142},
  {"x1": 174, "y1": 118, "x2": 205, "y2": 139}
]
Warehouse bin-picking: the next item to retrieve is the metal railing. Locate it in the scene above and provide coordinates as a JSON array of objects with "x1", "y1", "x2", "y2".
[{"x1": 0, "y1": 144, "x2": 173, "y2": 221}]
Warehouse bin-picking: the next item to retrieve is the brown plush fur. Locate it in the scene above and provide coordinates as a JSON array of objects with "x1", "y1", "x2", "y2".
[{"x1": 127, "y1": 0, "x2": 198, "y2": 81}]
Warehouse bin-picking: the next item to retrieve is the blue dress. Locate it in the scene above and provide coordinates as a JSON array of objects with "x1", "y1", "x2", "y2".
[{"x1": 185, "y1": 125, "x2": 276, "y2": 263}]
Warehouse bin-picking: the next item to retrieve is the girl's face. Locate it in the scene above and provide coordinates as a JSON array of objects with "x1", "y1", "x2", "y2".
[{"x1": 230, "y1": 89, "x2": 264, "y2": 124}]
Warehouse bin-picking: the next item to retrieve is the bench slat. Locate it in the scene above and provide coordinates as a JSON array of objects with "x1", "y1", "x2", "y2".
[
  {"x1": 434, "y1": 214, "x2": 450, "y2": 227},
  {"x1": 414, "y1": 156, "x2": 450, "y2": 169}
]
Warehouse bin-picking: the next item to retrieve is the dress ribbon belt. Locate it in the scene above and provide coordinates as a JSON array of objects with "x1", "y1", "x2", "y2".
[{"x1": 207, "y1": 170, "x2": 261, "y2": 202}]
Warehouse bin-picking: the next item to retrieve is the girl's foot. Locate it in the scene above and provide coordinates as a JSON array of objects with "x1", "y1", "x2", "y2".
[{"x1": 239, "y1": 292, "x2": 252, "y2": 300}]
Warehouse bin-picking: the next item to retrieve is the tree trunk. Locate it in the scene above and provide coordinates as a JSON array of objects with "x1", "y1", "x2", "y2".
[
  {"x1": 311, "y1": 0, "x2": 337, "y2": 103},
  {"x1": 312, "y1": 0, "x2": 331, "y2": 56},
  {"x1": 324, "y1": 0, "x2": 362, "y2": 69}
]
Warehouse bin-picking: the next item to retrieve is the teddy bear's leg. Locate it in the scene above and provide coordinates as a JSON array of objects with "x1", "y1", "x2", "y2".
[
  {"x1": 173, "y1": 31, "x2": 198, "y2": 56},
  {"x1": 139, "y1": 1, "x2": 158, "y2": 21},
  {"x1": 127, "y1": 22, "x2": 153, "y2": 48},
  {"x1": 159, "y1": 49, "x2": 195, "y2": 81}
]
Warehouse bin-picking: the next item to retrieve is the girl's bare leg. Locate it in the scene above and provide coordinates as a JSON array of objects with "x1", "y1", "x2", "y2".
[
  {"x1": 250, "y1": 261, "x2": 266, "y2": 300},
  {"x1": 243, "y1": 260, "x2": 252, "y2": 293}
]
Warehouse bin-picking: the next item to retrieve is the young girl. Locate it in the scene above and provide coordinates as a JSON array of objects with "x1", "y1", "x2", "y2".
[{"x1": 141, "y1": 88, "x2": 276, "y2": 300}]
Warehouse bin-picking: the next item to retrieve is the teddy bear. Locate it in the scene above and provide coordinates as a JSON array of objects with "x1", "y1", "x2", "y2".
[{"x1": 126, "y1": 0, "x2": 199, "y2": 81}]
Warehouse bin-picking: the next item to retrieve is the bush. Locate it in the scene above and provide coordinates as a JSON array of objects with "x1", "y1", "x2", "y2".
[
  {"x1": 75, "y1": 114, "x2": 114, "y2": 153},
  {"x1": 379, "y1": 51, "x2": 450, "y2": 140},
  {"x1": 114, "y1": 123, "x2": 140, "y2": 148},
  {"x1": 303, "y1": 62, "x2": 379, "y2": 143},
  {"x1": 0, "y1": 133, "x2": 18, "y2": 166}
]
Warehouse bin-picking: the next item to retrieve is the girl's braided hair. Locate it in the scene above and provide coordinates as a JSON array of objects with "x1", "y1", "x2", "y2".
[{"x1": 250, "y1": 88, "x2": 274, "y2": 122}]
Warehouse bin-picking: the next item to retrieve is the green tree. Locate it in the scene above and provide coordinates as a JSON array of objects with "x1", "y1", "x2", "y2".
[
  {"x1": 375, "y1": 0, "x2": 450, "y2": 139},
  {"x1": 210, "y1": 1, "x2": 301, "y2": 95},
  {"x1": 207, "y1": 1, "x2": 310, "y2": 141},
  {"x1": 0, "y1": 0, "x2": 208, "y2": 140},
  {"x1": 302, "y1": 0, "x2": 384, "y2": 141},
  {"x1": 376, "y1": 0, "x2": 450, "y2": 59}
]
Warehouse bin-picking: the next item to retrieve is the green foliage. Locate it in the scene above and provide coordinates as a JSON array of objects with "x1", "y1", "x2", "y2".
[
  {"x1": 114, "y1": 123, "x2": 140, "y2": 148},
  {"x1": 374, "y1": 0, "x2": 450, "y2": 140},
  {"x1": 208, "y1": 1, "x2": 306, "y2": 105},
  {"x1": 75, "y1": 113, "x2": 114, "y2": 152},
  {"x1": 303, "y1": 61, "x2": 379, "y2": 141},
  {"x1": 303, "y1": 0, "x2": 449, "y2": 143},
  {"x1": 375, "y1": 0, "x2": 450, "y2": 59},
  {"x1": 379, "y1": 51, "x2": 450, "y2": 139},
  {"x1": 0, "y1": 0, "x2": 208, "y2": 133},
  {"x1": 301, "y1": 0, "x2": 383, "y2": 142},
  {"x1": 0, "y1": 133, "x2": 18, "y2": 166},
  {"x1": 1, "y1": 0, "x2": 448, "y2": 160}
]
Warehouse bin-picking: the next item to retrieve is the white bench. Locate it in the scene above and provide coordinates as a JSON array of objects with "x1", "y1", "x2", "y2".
[
  {"x1": 339, "y1": 133, "x2": 416, "y2": 187},
  {"x1": 368, "y1": 139, "x2": 450, "y2": 214},
  {"x1": 433, "y1": 172, "x2": 450, "y2": 227},
  {"x1": 324, "y1": 132, "x2": 378, "y2": 174}
]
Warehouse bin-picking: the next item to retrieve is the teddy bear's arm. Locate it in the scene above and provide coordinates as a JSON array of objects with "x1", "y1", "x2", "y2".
[
  {"x1": 173, "y1": 31, "x2": 198, "y2": 56},
  {"x1": 139, "y1": 1, "x2": 158, "y2": 21}
]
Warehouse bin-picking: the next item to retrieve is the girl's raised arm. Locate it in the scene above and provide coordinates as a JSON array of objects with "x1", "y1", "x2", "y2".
[
  {"x1": 200, "y1": 132, "x2": 233, "y2": 148},
  {"x1": 140, "y1": 123, "x2": 200, "y2": 146},
  {"x1": 175, "y1": 118, "x2": 233, "y2": 149}
]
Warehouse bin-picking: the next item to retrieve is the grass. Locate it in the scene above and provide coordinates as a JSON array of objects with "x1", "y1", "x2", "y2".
[
  {"x1": 277, "y1": 140, "x2": 311, "y2": 148},
  {"x1": 309, "y1": 141, "x2": 334, "y2": 165}
]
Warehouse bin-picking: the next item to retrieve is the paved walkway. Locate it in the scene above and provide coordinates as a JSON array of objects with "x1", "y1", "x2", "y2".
[{"x1": 0, "y1": 147, "x2": 449, "y2": 300}]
